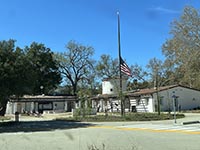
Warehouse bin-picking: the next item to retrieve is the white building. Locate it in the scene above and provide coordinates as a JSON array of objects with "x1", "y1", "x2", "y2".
[
  {"x1": 6, "y1": 78, "x2": 200, "y2": 114},
  {"x1": 92, "y1": 78, "x2": 200, "y2": 113},
  {"x1": 127, "y1": 85, "x2": 200, "y2": 112},
  {"x1": 92, "y1": 78, "x2": 128, "y2": 112},
  {"x1": 102, "y1": 77, "x2": 128, "y2": 94},
  {"x1": 6, "y1": 95, "x2": 78, "y2": 114}
]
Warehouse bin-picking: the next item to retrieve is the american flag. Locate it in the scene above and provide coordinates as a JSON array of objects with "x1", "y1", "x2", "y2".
[{"x1": 120, "y1": 57, "x2": 132, "y2": 77}]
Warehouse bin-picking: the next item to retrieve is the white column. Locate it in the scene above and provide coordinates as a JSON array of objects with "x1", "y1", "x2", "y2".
[
  {"x1": 100, "y1": 99, "x2": 104, "y2": 112},
  {"x1": 31, "y1": 102, "x2": 34, "y2": 113},
  {"x1": 35, "y1": 103, "x2": 38, "y2": 112},
  {"x1": 13, "y1": 102, "x2": 18, "y2": 113},
  {"x1": 5, "y1": 102, "x2": 11, "y2": 114},
  {"x1": 75, "y1": 101, "x2": 79, "y2": 108},
  {"x1": 64, "y1": 101, "x2": 68, "y2": 111}
]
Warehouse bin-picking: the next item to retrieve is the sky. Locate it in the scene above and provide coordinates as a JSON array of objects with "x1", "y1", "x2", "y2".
[{"x1": 0, "y1": 0, "x2": 200, "y2": 67}]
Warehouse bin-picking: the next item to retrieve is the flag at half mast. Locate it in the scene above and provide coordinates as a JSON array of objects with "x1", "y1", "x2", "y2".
[{"x1": 120, "y1": 56, "x2": 132, "y2": 77}]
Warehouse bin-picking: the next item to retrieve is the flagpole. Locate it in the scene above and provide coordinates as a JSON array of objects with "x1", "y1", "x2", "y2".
[{"x1": 117, "y1": 11, "x2": 124, "y2": 117}]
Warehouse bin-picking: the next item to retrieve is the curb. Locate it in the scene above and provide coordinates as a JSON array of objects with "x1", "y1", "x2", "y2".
[{"x1": 182, "y1": 121, "x2": 200, "y2": 125}]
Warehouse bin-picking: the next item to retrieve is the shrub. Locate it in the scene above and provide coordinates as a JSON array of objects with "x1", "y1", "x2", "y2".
[{"x1": 56, "y1": 112, "x2": 185, "y2": 122}]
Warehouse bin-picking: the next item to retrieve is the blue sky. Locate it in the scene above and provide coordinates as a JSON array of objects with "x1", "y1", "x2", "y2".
[{"x1": 0, "y1": 0, "x2": 199, "y2": 67}]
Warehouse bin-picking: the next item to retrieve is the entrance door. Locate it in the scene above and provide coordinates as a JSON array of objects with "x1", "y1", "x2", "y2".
[
  {"x1": 67, "y1": 101, "x2": 75, "y2": 112},
  {"x1": 131, "y1": 106, "x2": 137, "y2": 112}
]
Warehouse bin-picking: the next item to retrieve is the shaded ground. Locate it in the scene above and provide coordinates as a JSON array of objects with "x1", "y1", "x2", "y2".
[{"x1": 0, "y1": 120, "x2": 94, "y2": 133}]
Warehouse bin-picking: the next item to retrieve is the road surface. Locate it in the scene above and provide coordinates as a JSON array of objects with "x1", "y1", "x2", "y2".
[{"x1": 0, "y1": 113, "x2": 199, "y2": 150}]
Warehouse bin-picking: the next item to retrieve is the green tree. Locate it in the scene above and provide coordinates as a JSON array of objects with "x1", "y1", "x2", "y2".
[
  {"x1": 162, "y1": 6, "x2": 200, "y2": 89},
  {"x1": 0, "y1": 40, "x2": 61, "y2": 115},
  {"x1": 0, "y1": 40, "x2": 17, "y2": 115},
  {"x1": 127, "y1": 64, "x2": 149, "y2": 90},
  {"x1": 25, "y1": 42, "x2": 61, "y2": 94},
  {"x1": 96, "y1": 54, "x2": 119, "y2": 79},
  {"x1": 0, "y1": 40, "x2": 31, "y2": 115},
  {"x1": 56, "y1": 41, "x2": 95, "y2": 95}
]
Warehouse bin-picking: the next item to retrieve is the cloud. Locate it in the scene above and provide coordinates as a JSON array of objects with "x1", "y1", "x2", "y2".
[
  {"x1": 149, "y1": 6, "x2": 180, "y2": 14},
  {"x1": 145, "y1": 6, "x2": 180, "y2": 21}
]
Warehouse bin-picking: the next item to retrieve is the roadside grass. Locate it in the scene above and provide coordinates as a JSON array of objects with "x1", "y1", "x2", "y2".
[
  {"x1": 56, "y1": 112, "x2": 185, "y2": 122},
  {"x1": 88, "y1": 143, "x2": 138, "y2": 150},
  {"x1": 182, "y1": 110, "x2": 200, "y2": 113},
  {"x1": 0, "y1": 116, "x2": 11, "y2": 121}
]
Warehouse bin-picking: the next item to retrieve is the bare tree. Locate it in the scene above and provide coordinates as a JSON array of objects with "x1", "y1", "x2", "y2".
[
  {"x1": 127, "y1": 64, "x2": 149, "y2": 90},
  {"x1": 56, "y1": 41, "x2": 95, "y2": 95},
  {"x1": 147, "y1": 58, "x2": 164, "y2": 115}
]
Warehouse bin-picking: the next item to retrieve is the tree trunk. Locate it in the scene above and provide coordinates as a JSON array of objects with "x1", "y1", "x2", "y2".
[{"x1": 72, "y1": 80, "x2": 78, "y2": 96}]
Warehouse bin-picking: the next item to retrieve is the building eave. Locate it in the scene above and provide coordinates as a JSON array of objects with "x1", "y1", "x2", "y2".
[{"x1": 9, "y1": 95, "x2": 77, "y2": 102}]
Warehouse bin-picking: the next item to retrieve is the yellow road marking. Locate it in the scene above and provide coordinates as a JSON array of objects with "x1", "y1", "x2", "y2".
[{"x1": 89, "y1": 126, "x2": 200, "y2": 135}]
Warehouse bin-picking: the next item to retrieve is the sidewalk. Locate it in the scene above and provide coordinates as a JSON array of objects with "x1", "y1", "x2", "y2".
[
  {"x1": 176, "y1": 113, "x2": 200, "y2": 124},
  {"x1": 5, "y1": 112, "x2": 200, "y2": 126},
  {"x1": 7, "y1": 112, "x2": 73, "y2": 122},
  {"x1": 85, "y1": 113, "x2": 200, "y2": 127}
]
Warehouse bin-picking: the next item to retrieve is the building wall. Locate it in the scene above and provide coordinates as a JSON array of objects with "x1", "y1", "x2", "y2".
[
  {"x1": 129, "y1": 86, "x2": 200, "y2": 113},
  {"x1": 129, "y1": 96, "x2": 154, "y2": 112},
  {"x1": 127, "y1": 86, "x2": 200, "y2": 113},
  {"x1": 157, "y1": 86, "x2": 200, "y2": 111},
  {"x1": 6, "y1": 101, "x2": 76, "y2": 114},
  {"x1": 92, "y1": 86, "x2": 200, "y2": 113},
  {"x1": 102, "y1": 78, "x2": 127, "y2": 94},
  {"x1": 92, "y1": 98, "x2": 121, "y2": 113}
]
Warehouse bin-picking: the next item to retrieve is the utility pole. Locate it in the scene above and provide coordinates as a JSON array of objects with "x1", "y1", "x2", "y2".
[
  {"x1": 172, "y1": 91, "x2": 177, "y2": 124},
  {"x1": 117, "y1": 11, "x2": 124, "y2": 117},
  {"x1": 155, "y1": 69, "x2": 160, "y2": 115}
]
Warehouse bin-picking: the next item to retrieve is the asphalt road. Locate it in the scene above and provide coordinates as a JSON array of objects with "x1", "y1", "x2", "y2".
[{"x1": 0, "y1": 113, "x2": 200, "y2": 150}]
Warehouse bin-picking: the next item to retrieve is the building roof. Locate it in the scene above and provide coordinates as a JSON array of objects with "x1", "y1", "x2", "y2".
[
  {"x1": 92, "y1": 94, "x2": 118, "y2": 100},
  {"x1": 127, "y1": 85, "x2": 200, "y2": 97},
  {"x1": 92, "y1": 85, "x2": 200, "y2": 99},
  {"x1": 102, "y1": 77, "x2": 128, "y2": 81},
  {"x1": 128, "y1": 85, "x2": 177, "y2": 96},
  {"x1": 9, "y1": 95, "x2": 77, "y2": 102}
]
